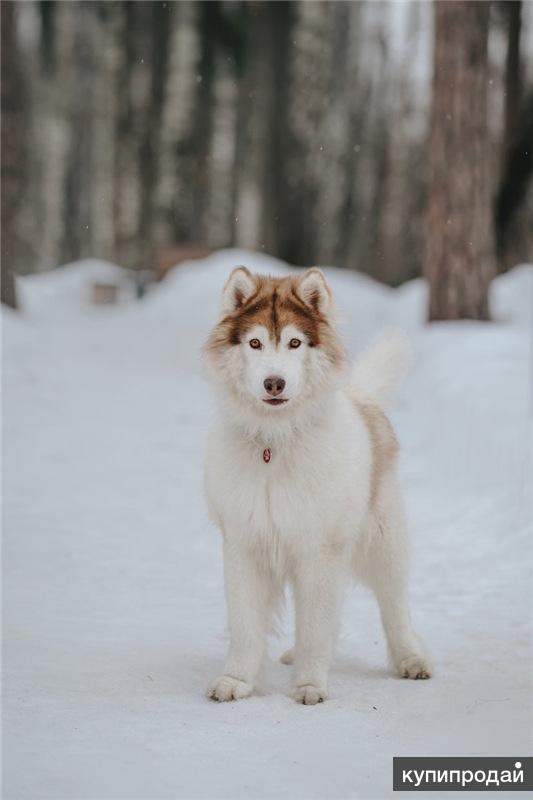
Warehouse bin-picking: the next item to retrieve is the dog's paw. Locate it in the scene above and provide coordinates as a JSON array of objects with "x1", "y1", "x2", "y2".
[
  {"x1": 207, "y1": 675, "x2": 253, "y2": 702},
  {"x1": 293, "y1": 684, "x2": 328, "y2": 705},
  {"x1": 280, "y1": 647, "x2": 294, "y2": 665},
  {"x1": 398, "y1": 654, "x2": 432, "y2": 680}
]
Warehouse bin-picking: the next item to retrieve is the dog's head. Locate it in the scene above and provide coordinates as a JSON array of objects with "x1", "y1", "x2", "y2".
[{"x1": 204, "y1": 266, "x2": 346, "y2": 422}]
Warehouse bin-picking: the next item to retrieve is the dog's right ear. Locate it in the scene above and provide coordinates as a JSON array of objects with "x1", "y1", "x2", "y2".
[{"x1": 221, "y1": 266, "x2": 255, "y2": 315}]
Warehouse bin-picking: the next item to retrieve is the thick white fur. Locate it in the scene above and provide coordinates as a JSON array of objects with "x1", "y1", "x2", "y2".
[
  {"x1": 204, "y1": 273, "x2": 431, "y2": 704},
  {"x1": 349, "y1": 332, "x2": 412, "y2": 408}
]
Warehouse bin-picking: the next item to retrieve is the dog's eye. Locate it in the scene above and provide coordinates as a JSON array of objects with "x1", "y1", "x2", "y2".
[
  {"x1": 289, "y1": 338, "x2": 302, "y2": 349},
  {"x1": 249, "y1": 338, "x2": 262, "y2": 350}
]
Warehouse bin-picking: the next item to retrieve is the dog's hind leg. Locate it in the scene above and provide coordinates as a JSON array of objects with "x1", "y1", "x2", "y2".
[{"x1": 360, "y1": 476, "x2": 433, "y2": 680}]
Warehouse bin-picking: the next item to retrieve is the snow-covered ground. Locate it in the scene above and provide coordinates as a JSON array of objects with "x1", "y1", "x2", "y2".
[{"x1": 3, "y1": 251, "x2": 532, "y2": 800}]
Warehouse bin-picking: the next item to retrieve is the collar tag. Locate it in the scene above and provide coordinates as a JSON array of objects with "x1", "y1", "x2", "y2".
[{"x1": 263, "y1": 448, "x2": 272, "y2": 464}]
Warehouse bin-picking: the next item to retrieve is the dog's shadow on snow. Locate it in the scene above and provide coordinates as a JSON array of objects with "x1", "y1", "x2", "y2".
[
  {"x1": 331, "y1": 654, "x2": 392, "y2": 681},
  {"x1": 138, "y1": 652, "x2": 393, "y2": 703},
  {"x1": 266, "y1": 651, "x2": 392, "y2": 686}
]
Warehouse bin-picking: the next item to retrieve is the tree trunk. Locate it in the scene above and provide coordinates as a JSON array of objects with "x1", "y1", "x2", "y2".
[
  {"x1": 190, "y1": 1, "x2": 218, "y2": 244},
  {"x1": 229, "y1": 2, "x2": 249, "y2": 246},
  {"x1": 502, "y1": 1, "x2": 522, "y2": 162},
  {"x1": 1, "y1": 1, "x2": 21, "y2": 308},
  {"x1": 424, "y1": 0, "x2": 494, "y2": 321},
  {"x1": 62, "y1": 1, "x2": 96, "y2": 263},
  {"x1": 278, "y1": 1, "x2": 321, "y2": 267},
  {"x1": 39, "y1": 0, "x2": 56, "y2": 74},
  {"x1": 112, "y1": 1, "x2": 137, "y2": 267},
  {"x1": 494, "y1": 0, "x2": 530, "y2": 270},
  {"x1": 138, "y1": 1, "x2": 172, "y2": 268},
  {"x1": 495, "y1": 92, "x2": 533, "y2": 266},
  {"x1": 265, "y1": 1, "x2": 294, "y2": 260}
]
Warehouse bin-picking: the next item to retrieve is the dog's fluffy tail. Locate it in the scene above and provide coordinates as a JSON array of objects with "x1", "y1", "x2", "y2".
[{"x1": 349, "y1": 332, "x2": 411, "y2": 409}]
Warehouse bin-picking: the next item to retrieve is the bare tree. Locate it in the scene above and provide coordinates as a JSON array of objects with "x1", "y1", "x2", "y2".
[
  {"x1": 112, "y1": 1, "x2": 138, "y2": 267},
  {"x1": 1, "y1": 1, "x2": 23, "y2": 308},
  {"x1": 62, "y1": 2, "x2": 97, "y2": 263},
  {"x1": 247, "y1": 1, "x2": 294, "y2": 258},
  {"x1": 190, "y1": 1, "x2": 219, "y2": 244},
  {"x1": 424, "y1": 0, "x2": 494, "y2": 320},
  {"x1": 494, "y1": 0, "x2": 533, "y2": 270},
  {"x1": 495, "y1": 92, "x2": 533, "y2": 268},
  {"x1": 138, "y1": 1, "x2": 173, "y2": 268},
  {"x1": 502, "y1": 1, "x2": 522, "y2": 161}
]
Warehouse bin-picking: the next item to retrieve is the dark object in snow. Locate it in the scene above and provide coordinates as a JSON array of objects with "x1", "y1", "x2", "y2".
[
  {"x1": 91, "y1": 282, "x2": 118, "y2": 305},
  {"x1": 135, "y1": 271, "x2": 154, "y2": 300}
]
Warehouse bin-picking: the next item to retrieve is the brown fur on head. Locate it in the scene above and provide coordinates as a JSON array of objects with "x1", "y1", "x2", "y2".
[
  {"x1": 203, "y1": 266, "x2": 347, "y2": 427},
  {"x1": 206, "y1": 267, "x2": 345, "y2": 368}
]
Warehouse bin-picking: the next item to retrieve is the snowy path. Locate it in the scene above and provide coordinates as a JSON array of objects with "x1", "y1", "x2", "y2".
[{"x1": 3, "y1": 251, "x2": 532, "y2": 799}]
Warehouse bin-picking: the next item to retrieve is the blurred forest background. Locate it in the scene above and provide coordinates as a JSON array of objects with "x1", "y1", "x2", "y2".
[{"x1": 1, "y1": 0, "x2": 533, "y2": 318}]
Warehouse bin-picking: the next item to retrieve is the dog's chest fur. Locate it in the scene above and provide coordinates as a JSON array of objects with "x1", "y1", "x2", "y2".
[{"x1": 205, "y1": 393, "x2": 371, "y2": 557}]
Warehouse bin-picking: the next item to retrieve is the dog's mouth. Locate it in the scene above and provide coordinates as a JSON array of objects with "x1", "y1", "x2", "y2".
[{"x1": 263, "y1": 398, "x2": 289, "y2": 406}]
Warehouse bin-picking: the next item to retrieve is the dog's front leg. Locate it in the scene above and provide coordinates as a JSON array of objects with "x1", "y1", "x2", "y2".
[
  {"x1": 207, "y1": 540, "x2": 270, "y2": 702},
  {"x1": 291, "y1": 549, "x2": 348, "y2": 705}
]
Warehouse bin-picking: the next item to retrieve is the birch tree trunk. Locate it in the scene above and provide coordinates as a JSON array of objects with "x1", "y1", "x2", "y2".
[{"x1": 424, "y1": 0, "x2": 494, "y2": 321}]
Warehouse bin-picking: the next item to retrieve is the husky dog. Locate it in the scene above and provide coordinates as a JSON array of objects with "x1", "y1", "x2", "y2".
[{"x1": 203, "y1": 266, "x2": 431, "y2": 704}]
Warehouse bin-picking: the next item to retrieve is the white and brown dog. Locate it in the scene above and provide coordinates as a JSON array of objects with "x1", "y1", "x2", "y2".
[{"x1": 203, "y1": 266, "x2": 431, "y2": 704}]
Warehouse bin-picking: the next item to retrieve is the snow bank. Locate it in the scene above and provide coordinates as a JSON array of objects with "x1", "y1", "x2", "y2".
[
  {"x1": 14, "y1": 258, "x2": 134, "y2": 317},
  {"x1": 3, "y1": 252, "x2": 532, "y2": 799}
]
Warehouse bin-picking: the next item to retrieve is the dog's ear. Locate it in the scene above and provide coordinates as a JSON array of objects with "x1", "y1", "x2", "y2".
[
  {"x1": 296, "y1": 268, "x2": 331, "y2": 315},
  {"x1": 221, "y1": 266, "x2": 255, "y2": 314}
]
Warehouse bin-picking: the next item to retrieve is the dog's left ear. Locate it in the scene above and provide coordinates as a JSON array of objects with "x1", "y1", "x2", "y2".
[
  {"x1": 296, "y1": 268, "x2": 331, "y2": 315},
  {"x1": 221, "y1": 266, "x2": 256, "y2": 314}
]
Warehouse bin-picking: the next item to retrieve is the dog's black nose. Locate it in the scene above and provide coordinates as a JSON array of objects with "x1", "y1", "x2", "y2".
[{"x1": 264, "y1": 376, "x2": 286, "y2": 396}]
